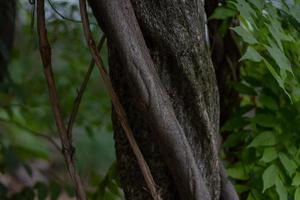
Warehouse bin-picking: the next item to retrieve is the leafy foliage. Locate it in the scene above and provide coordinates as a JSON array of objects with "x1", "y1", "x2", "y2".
[{"x1": 212, "y1": 0, "x2": 300, "y2": 199}]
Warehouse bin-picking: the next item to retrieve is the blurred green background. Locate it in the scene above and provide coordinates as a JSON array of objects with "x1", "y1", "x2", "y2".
[
  {"x1": 0, "y1": 1, "x2": 121, "y2": 199},
  {"x1": 1, "y1": 0, "x2": 300, "y2": 200}
]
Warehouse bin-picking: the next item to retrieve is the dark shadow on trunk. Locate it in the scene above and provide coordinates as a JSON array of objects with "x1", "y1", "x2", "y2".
[{"x1": 204, "y1": 0, "x2": 241, "y2": 126}]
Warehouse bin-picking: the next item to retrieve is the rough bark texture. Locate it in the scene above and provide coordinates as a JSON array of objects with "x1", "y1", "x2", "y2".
[
  {"x1": 114, "y1": 1, "x2": 220, "y2": 199},
  {"x1": 204, "y1": 2, "x2": 241, "y2": 199},
  {"x1": 204, "y1": 0, "x2": 241, "y2": 126},
  {"x1": 89, "y1": 0, "x2": 225, "y2": 199},
  {"x1": 0, "y1": 0, "x2": 16, "y2": 82}
]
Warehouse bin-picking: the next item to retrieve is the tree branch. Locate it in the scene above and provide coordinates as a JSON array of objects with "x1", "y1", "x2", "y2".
[
  {"x1": 67, "y1": 35, "x2": 106, "y2": 138},
  {"x1": 36, "y1": 1, "x2": 86, "y2": 199},
  {"x1": 78, "y1": 0, "x2": 161, "y2": 199}
]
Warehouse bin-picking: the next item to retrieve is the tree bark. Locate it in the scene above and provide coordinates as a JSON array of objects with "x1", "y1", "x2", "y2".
[
  {"x1": 0, "y1": 0, "x2": 16, "y2": 82},
  {"x1": 88, "y1": 0, "x2": 237, "y2": 199},
  {"x1": 204, "y1": 2, "x2": 241, "y2": 198},
  {"x1": 204, "y1": 0, "x2": 241, "y2": 126}
]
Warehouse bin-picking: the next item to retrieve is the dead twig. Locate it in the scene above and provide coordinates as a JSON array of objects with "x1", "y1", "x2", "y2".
[
  {"x1": 78, "y1": 0, "x2": 161, "y2": 199},
  {"x1": 67, "y1": 35, "x2": 106, "y2": 139},
  {"x1": 36, "y1": 0, "x2": 86, "y2": 199}
]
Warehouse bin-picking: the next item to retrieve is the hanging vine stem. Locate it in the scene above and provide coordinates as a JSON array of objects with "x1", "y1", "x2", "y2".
[
  {"x1": 78, "y1": 0, "x2": 161, "y2": 199},
  {"x1": 47, "y1": 0, "x2": 82, "y2": 23},
  {"x1": 36, "y1": 0, "x2": 86, "y2": 199},
  {"x1": 46, "y1": 0, "x2": 97, "y2": 25},
  {"x1": 67, "y1": 35, "x2": 106, "y2": 139}
]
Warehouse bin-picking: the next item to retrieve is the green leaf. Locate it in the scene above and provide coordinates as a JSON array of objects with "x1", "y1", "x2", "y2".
[
  {"x1": 295, "y1": 187, "x2": 300, "y2": 200},
  {"x1": 258, "y1": 94, "x2": 278, "y2": 110},
  {"x1": 252, "y1": 114, "x2": 277, "y2": 128},
  {"x1": 235, "y1": 0, "x2": 257, "y2": 27},
  {"x1": 292, "y1": 173, "x2": 300, "y2": 186},
  {"x1": 290, "y1": 4, "x2": 300, "y2": 24},
  {"x1": 247, "y1": 192, "x2": 255, "y2": 200},
  {"x1": 209, "y1": 7, "x2": 236, "y2": 20},
  {"x1": 260, "y1": 147, "x2": 277, "y2": 163},
  {"x1": 265, "y1": 40, "x2": 292, "y2": 74},
  {"x1": 240, "y1": 46, "x2": 262, "y2": 62},
  {"x1": 285, "y1": 143, "x2": 298, "y2": 157},
  {"x1": 278, "y1": 152, "x2": 297, "y2": 177},
  {"x1": 263, "y1": 59, "x2": 284, "y2": 89},
  {"x1": 263, "y1": 59, "x2": 291, "y2": 99},
  {"x1": 232, "y1": 26, "x2": 257, "y2": 44},
  {"x1": 221, "y1": 117, "x2": 248, "y2": 131},
  {"x1": 227, "y1": 164, "x2": 249, "y2": 180},
  {"x1": 14, "y1": 145, "x2": 49, "y2": 160},
  {"x1": 249, "y1": 0, "x2": 264, "y2": 10},
  {"x1": 107, "y1": 181, "x2": 120, "y2": 196},
  {"x1": 233, "y1": 82, "x2": 257, "y2": 96},
  {"x1": 266, "y1": 22, "x2": 283, "y2": 50},
  {"x1": 248, "y1": 132, "x2": 276, "y2": 147},
  {"x1": 262, "y1": 164, "x2": 278, "y2": 192},
  {"x1": 250, "y1": 189, "x2": 266, "y2": 199},
  {"x1": 235, "y1": 184, "x2": 249, "y2": 193},
  {"x1": 223, "y1": 131, "x2": 247, "y2": 148},
  {"x1": 275, "y1": 179, "x2": 287, "y2": 200}
]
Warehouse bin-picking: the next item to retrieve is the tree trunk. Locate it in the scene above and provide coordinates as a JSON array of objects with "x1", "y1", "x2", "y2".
[
  {"x1": 88, "y1": 0, "x2": 238, "y2": 199},
  {"x1": 0, "y1": 0, "x2": 16, "y2": 82},
  {"x1": 204, "y1": 0, "x2": 241, "y2": 126}
]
